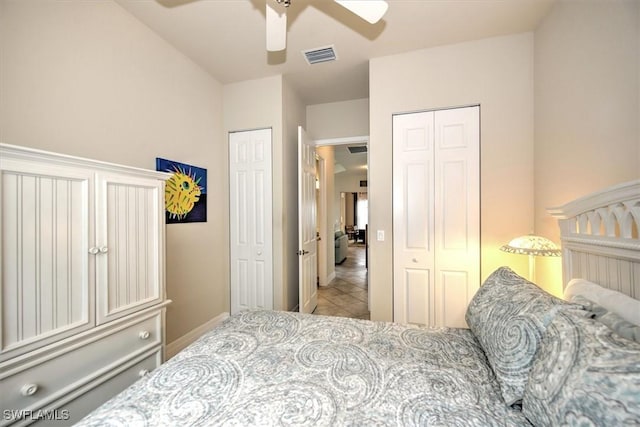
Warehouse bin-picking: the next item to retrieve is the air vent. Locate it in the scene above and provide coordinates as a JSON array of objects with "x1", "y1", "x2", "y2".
[
  {"x1": 347, "y1": 145, "x2": 367, "y2": 154},
  {"x1": 302, "y1": 45, "x2": 337, "y2": 65}
]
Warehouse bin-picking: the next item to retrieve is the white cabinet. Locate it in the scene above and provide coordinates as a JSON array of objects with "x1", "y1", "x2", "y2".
[{"x1": 0, "y1": 144, "x2": 170, "y2": 425}]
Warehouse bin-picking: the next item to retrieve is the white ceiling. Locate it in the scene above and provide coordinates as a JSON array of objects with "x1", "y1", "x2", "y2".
[
  {"x1": 115, "y1": 0, "x2": 555, "y2": 105},
  {"x1": 333, "y1": 144, "x2": 368, "y2": 174}
]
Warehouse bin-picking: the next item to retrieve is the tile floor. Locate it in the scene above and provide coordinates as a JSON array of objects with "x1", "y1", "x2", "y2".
[{"x1": 313, "y1": 243, "x2": 370, "y2": 320}]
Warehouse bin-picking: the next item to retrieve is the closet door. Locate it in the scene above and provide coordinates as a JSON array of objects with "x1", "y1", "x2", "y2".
[
  {"x1": 433, "y1": 107, "x2": 480, "y2": 328},
  {"x1": 0, "y1": 158, "x2": 94, "y2": 360},
  {"x1": 229, "y1": 128, "x2": 273, "y2": 314},
  {"x1": 393, "y1": 106, "x2": 479, "y2": 327},
  {"x1": 392, "y1": 111, "x2": 435, "y2": 326},
  {"x1": 95, "y1": 173, "x2": 164, "y2": 324}
]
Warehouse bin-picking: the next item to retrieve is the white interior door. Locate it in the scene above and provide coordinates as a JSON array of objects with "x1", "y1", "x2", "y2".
[
  {"x1": 229, "y1": 128, "x2": 273, "y2": 314},
  {"x1": 393, "y1": 111, "x2": 435, "y2": 325},
  {"x1": 433, "y1": 107, "x2": 480, "y2": 328},
  {"x1": 393, "y1": 106, "x2": 479, "y2": 327},
  {"x1": 298, "y1": 126, "x2": 318, "y2": 314}
]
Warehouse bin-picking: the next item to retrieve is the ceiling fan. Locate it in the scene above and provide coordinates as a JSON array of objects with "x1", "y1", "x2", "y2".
[{"x1": 265, "y1": 0, "x2": 389, "y2": 52}]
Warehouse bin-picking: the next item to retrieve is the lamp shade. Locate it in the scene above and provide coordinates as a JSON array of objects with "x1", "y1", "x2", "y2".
[{"x1": 499, "y1": 235, "x2": 561, "y2": 257}]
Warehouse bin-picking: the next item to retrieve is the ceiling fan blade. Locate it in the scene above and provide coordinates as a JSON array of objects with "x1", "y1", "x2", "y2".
[
  {"x1": 266, "y1": 1, "x2": 287, "y2": 52},
  {"x1": 334, "y1": 0, "x2": 388, "y2": 24}
]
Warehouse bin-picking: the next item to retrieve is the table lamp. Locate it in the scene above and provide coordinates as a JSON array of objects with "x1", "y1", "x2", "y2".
[{"x1": 500, "y1": 234, "x2": 561, "y2": 282}]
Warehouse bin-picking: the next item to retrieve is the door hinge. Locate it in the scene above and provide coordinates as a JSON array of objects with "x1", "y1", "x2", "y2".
[{"x1": 296, "y1": 250, "x2": 309, "y2": 256}]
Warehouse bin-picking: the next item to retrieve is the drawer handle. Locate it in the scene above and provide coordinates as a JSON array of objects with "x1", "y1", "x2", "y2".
[
  {"x1": 138, "y1": 369, "x2": 150, "y2": 378},
  {"x1": 21, "y1": 384, "x2": 39, "y2": 396},
  {"x1": 138, "y1": 330, "x2": 151, "y2": 340}
]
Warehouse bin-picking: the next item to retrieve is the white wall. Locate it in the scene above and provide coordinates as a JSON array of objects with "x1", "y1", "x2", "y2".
[
  {"x1": 534, "y1": 0, "x2": 640, "y2": 296},
  {"x1": 369, "y1": 33, "x2": 535, "y2": 321},
  {"x1": 307, "y1": 98, "x2": 369, "y2": 140},
  {"x1": 0, "y1": 0, "x2": 226, "y2": 344}
]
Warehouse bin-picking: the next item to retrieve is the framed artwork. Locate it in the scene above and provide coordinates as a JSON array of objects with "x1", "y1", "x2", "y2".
[{"x1": 156, "y1": 157, "x2": 207, "y2": 224}]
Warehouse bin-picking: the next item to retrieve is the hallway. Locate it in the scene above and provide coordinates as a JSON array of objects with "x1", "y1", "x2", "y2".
[{"x1": 313, "y1": 244, "x2": 369, "y2": 320}]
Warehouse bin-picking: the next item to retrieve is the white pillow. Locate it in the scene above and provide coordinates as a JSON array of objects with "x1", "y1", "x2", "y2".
[{"x1": 564, "y1": 278, "x2": 640, "y2": 326}]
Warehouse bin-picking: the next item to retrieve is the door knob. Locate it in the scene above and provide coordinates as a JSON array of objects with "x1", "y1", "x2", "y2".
[{"x1": 21, "y1": 384, "x2": 39, "y2": 396}]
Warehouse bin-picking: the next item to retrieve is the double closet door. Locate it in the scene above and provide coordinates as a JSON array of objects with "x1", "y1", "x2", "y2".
[{"x1": 393, "y1": 106, "x2": 479, "y2": 328}]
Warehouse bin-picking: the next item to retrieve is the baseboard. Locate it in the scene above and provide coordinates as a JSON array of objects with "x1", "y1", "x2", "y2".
[
  {"x1": 327, "y1": 271, "x2": 336, "y2": 283},
  {"x1": 166, "y1": 312, "x2": 229, "y2": 360}
]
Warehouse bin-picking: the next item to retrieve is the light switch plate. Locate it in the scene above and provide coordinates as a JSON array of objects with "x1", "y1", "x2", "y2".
[{"x1": 377, "y1": 230, "x2": 385, "y2": 241}]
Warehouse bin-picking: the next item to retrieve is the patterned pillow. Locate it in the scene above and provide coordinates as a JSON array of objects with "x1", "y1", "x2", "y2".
[
  {"x1": 598, "y1": 311, "x2": 640, "y2": 343},
  {"x1": 569, "y1": 295, "x2": 607, "y2": 317},
  {"x1": 465, "y1": 267, "x2": 584, "y2": 406},
  {"x1": 522, "y1": 310, "x2": 640, "y2": 425},
  {"x1": 569, "y1": 295, "x2": 640, "y2": 343}
]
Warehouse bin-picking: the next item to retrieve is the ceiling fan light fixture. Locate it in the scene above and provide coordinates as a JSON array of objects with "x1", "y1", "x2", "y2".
[
  {"x1": 264, "y1": 0, "x2": 389, "y2": 52},
  {"x1": 334, "y1": 0, "x2": 389, "y2": 24},
  {"x1": 266, "y1": 0, "x2": 287, "y2": 51}
]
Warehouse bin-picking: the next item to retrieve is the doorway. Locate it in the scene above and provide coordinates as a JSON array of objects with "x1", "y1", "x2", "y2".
[{"x1": 312, "y1": 142, "x2": 369, "y2": 320}]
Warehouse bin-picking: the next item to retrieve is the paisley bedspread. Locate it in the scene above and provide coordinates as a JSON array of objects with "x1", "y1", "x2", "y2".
[{"x1": 76, "y1": 310, "x2": 531, "y2": 426}]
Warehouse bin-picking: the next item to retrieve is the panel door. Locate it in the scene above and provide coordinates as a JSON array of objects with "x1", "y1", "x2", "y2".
[
  {"x1": 433, "y1": 106, "x2": 480, "y2": 328},
  {"x1": 95, "y1": 173, "x2": 164, "y2": 324},
  {"x1": 393, "y1": 106, "x2": 480, "y2": 327},
  {"x1": 298, "y1": 126, "x2": 318, "y2": 314},
  {"x1": 229, "y1": 128, "x2": 273, "y2": 314},
  {"x1": 392, "y1": 111, "x2": 435, "y2": 325},
  {"x1": 0, "y1": 158, "x2": 94, "y2": 361}
]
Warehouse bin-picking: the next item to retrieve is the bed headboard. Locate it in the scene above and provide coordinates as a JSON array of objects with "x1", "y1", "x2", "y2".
[{"x1": 547, "y1": 180, "x2": 640, "y2": 299}]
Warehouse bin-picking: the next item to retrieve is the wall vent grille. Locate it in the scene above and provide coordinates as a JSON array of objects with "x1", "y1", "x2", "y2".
[{"x1": 348, "y1": 146, "x2": 367, "y2": 154}]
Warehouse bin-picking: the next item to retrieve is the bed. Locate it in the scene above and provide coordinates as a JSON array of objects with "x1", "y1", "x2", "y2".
[{"x1": 77, "y1": 180, "x2": 640, "y2": 427}]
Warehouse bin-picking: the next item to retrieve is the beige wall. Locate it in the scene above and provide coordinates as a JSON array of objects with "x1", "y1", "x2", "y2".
[
  {"x1": 369, "y1": 33, "x2": 535, "y2": 321},
  {"x1": 223, "y1": 75, "x2": 305, "y2": 311},
  {"x1": 0, "y1": 0, "x2": 227, "y2": 343},
  {"x1": 306, "y1": 98, "x2": 369, "y2": 140},
  {"x1": 307, "y1": 99, "x2": 369, "y2": 281},
  {"x1": 223, "y1": 75, "x2": 287, "y2": 309},
  {"x1": 534, "y1": 0, "x2": 640, "y2": 296},
  {"x1": 283, "y1": 77, "x2": 307, "y2": 310}
]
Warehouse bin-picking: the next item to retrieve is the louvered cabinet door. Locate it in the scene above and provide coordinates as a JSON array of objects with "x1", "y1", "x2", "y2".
[
  {"x1": 95, "y1": 173, "x2": 164, "y2": 325},
  {"x1": 0, "y1": 158, "x2": 94, "y2": 361}
]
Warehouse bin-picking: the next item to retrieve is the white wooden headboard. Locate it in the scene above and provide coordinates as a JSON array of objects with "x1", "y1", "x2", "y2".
[{"x1": 547, "y1": 180, "x2": 640, "y2": 299}]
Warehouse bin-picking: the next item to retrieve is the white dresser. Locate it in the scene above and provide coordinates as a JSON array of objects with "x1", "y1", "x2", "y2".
[{"x1": 0, "y1": 144, "x2": 171, "y2": 426}]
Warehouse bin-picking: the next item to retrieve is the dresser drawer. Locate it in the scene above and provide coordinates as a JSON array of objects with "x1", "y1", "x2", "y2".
[
  {"x1": 0, "y1": 312, "x2": 161, "y2": 421},
  {"x1": 5, "y1": 349, "x2": 161, "y2": 427}
]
